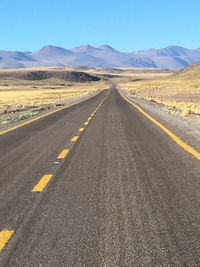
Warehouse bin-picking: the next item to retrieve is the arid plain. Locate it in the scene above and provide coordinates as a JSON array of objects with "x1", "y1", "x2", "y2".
[
  {"x1": 0, "y1": 64, "x2": 200, "y2": 130},
  {"x1": 118, "y1": 63, "x2": 200, "y2": 121}
]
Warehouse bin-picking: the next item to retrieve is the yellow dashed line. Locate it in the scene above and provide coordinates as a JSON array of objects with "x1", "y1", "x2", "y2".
[
  {"x1": 0, "y1": 230, "x2": 14, "y2": 252},
  {"x1": 71, "y1": 135, "x2": 79, "y2": 142},
  {"x1": 120, "y1": 91, "x2": 200, "y2": 161},
  {"x1": 57, "y1": 149, "x2": 69, "y2": 159},
  {"x1": 31, "y1": 95, "x2": 107, "y2": 194},
  {"x1": 32, "y1": 174, "x2": 53, "y2": 192}
]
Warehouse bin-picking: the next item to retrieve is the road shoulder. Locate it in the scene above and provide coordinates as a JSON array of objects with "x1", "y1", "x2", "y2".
[{"x1": 119, "y1": 88, "x2": 200, "y2": 155}]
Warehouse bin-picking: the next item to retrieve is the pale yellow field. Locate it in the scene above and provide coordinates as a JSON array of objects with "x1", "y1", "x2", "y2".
[
  {"x1": 0, "y1": 83, "x2": 108, "y2": 128},
  {"x1": 0, "y1": 81, "x2": 108, "y2": 114},
  {"x1": 0, "y1": 66, "x2": 166, "y2": 115},
  {"x1": 0, "y1": 66, "x2": 110, "y2": 114},
  {"x1": 0, "y1": 68, "x2": 110, "y2": 127},
  {"x1": 119, "y1": 75, "x2": 200, "y2": 120}
]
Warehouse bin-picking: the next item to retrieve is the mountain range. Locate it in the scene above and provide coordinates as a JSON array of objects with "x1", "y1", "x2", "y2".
[{"x1": 0, "y1": 45, "x2": 200, "y2": 70}]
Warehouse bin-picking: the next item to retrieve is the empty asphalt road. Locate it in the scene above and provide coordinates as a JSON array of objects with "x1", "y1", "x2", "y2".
[{"x1": 0, "y1": 87, "x2": 200, "y2": 266}]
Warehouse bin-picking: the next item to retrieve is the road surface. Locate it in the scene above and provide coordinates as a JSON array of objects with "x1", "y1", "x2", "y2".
[{"x1": 0, "y1": 88, "x2": 200, "y2": 266}]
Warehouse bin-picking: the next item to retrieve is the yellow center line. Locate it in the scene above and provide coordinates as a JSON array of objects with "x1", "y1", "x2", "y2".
[
  {"x1": 57, "y1": 149, "x2": 69, "y2": 159},
  {"x1": 71, "y1": 135, "x2": 79, "y2": 142},
  {"x1": 84, "y1": 121, "x2": 89, "y2": 126},
  {"x1": 32, "y1": 174, "x2": 53, "y2": 192},
  {"x1": 0, "y1": 230, "x2": 14, "y2": 252},
  {"x1": 88, "y1": 117, "x2": 92, "y2": 121},
  {"x1": 119, "y1": 91, "x2": 200, "y2": 161},
  {"x1": 79, "y1": 127, "x2": 85, "y2": 132}
]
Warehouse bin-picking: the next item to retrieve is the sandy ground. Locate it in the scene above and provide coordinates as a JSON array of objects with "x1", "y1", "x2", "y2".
[
  {"x1": 0, "y1": 69, "x2": 109, "y2": 129},
  {"x1": 118, "y1": 77, "x2": 200, "y2": 123}
]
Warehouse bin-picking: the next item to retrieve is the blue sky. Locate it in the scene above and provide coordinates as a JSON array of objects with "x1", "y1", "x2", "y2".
[{"x1": 1, "y1": 0, "x2": 200, "y2": 52}]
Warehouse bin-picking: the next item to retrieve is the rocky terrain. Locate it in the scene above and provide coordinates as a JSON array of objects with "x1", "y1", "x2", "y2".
[{"x1": 119, "y1": 62, "x2": 200, "y2": 123}]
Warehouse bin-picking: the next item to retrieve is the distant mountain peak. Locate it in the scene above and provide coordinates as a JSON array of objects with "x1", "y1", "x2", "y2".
[
  {"x1": 70, "y1": 44, "x2": 96, "y2": 53},
  {"x1": 97, "y1": 44, "x2": 119, "y2": 52},
  {"x1": 157, "y1": 46, "x2": 191, "y2": 56},
  {"x1": 42, "y1": 45, "x2": 55, "y2": 49},
  {"x1": 35, "y1": 45, "x2": 70, "y2": 52},
  {"x1": 0, "y1": 44, "x2": 200, "y2": 70},
  {"x1": 32, "y1": 45, "x2": 72, "y2": 59}
]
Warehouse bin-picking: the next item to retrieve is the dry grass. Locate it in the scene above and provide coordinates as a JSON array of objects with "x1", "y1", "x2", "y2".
[
  {"x1": 0, "y1": 68, "x2": 109, "y2": 115},
  {"x1": 0, "y1": 81, "x2": 108, "y2": 114},
  {"x1": 0, "y1": 66, "x2": 167, "y2": 115},
  {"x1": 0, "y1": 67, "x2": 109, "y2": 127},
  {"x1": 118, "y1": 72, "x2": 200, "y2": 121},
  {"x1": 0, "y1": 68, "x2": 110, "y2": 129}
]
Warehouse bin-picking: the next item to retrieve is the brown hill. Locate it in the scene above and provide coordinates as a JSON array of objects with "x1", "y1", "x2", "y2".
[
  {"x1": 175, "y1": 61, "x2": 200, "y2": 79},
  {"x1": 0, "y1": 70, "x2": 100, "y2": 83}
]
